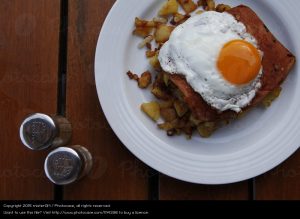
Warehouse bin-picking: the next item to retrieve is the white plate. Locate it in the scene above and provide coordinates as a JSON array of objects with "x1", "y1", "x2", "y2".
[{"x1": 95, "y1": 0, "x2": 300, "y2": 184}]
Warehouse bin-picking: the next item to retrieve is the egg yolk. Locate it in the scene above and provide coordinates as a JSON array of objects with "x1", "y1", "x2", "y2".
[{"x1": 217, "y1": 40, "x2": 261, "y2": 85}]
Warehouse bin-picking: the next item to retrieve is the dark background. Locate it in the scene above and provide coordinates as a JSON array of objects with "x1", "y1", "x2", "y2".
[{"x1": 0, "y1": 0, "x2": 299, "y2": 200}]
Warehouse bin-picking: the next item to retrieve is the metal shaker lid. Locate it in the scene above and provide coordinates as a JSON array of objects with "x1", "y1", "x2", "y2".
[
  {"x1": 44, "y1": 147, "x2": 82, "y2": 185},
  {"x1": 19, "y1": 113, "x2": 57, "y2": 150}
]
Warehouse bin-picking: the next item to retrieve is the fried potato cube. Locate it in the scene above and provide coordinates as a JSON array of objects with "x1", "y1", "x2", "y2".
[
  {"x1": 163, "y1": 72, "x2": 170, "y2": 86},
  {"x1": 215, "y1": 4, "x2": 231, "y2": 12},
  {"x1": 174, "y1": 100, "x2": 188, "y2": 117},
  {"x1": 153, "y1": 17, "x2": 168, "y2": 24},
  {"x1": 197, "y1": 122, "x2": 216, "y2": 138},
  {"x1": 133, "y1": 17, "x2": 156, "y2": 37},
  {"x1": 183, "y1": 125, "x2": 193, "y2": 137},
  {"x1": 189, "y1": 114, "x2": 201, "y2": 126},
  {"x1": 151, "y1": 86, "x2": 170, "y2": 100},
  {"x1": 133, "y1": 27, "x2": 153, "y2": 38},
  {"x1": 141, "y1": 102, "x2": 160, "y2": 121},
  {"x1": 151, "y1": 73, "x2": 172, "y2": 100},
  {"x1": 138, "y1": 71, "x2": 152, "y2": 88},
  {"x1": 160, "y1": 108, "x2": 177, "y2": 122},
  {"x1": 197, "y1": 0, "x2": 204, "y2": 6},
  {"x1": 127, "y1": 71, "x2": 139, "y2": 81},
  {"x1": 159, "y1": 119, "x2": 184, "y2": 136},
  {"x1": 158, "y1": 122, "x2": 174, "y2": 131},
  {"x1": 174, "y1": 114, "x2": 190, "y2": 129},
  {"x1": 198, "y1": 0, "x2": 215, "y2": 11},
  {"x1": 154, "y1": 24, "x2": 175, "y2": 43},
  {"x1": 135, "y1": 17, "x2": 156, "y2": 27},
  {"x1": 171, "y1": 13, "x2": 190, "y2": 25},
  {"x1": 156, "y1": 71, "x2": 165, "y2": 83},
  {"x1": 149, "y1": 53, "x2": 161, "y2": 69},
  {"x1": 262, "y1": 87, "x2": 282, "y2": 107},
  {"x1": 178, "y1": 0, "x2": 197, "y2": 14},
  {"x1": 159, "y1": 100, "x2": 174, "y2": 109},
  {"x1": 146, "y1": 50, "x2": 157, "y2": 58},
  {"x1": 158, "y1": 0, "x2": 179, "y2": 16},
  {"x1": 206, "y1": 0, "x2": 215, "y2": 11},
  {"x1": 138, "y1": 35, "x2": 154, "y2": 49},
  {"x1": 173, "y1": 12, "x2": 185, "y2": 22}
]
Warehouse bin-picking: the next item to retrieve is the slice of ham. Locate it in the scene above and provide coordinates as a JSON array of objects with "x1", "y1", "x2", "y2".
[{"x1": 169, "y1": 5, "x2": 296, "y2": 122}]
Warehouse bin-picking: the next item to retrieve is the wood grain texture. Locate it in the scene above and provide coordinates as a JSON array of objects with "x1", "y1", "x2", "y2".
[
  {"x1": 160, "y1": 175, "x2": 249, "y2": 200},
  {"x1": 255, "y1": 149, "x2": 300, "y2": 200},
  {"x1": 64, "y1": 0, "x2": 148, "y2": 200},
  {"x1": 0, "y1": 0, "x2": 60, "y2": 199}
]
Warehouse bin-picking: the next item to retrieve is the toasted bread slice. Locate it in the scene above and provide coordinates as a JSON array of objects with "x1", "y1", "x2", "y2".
[{"x1": 169, "y1": 5, "x2": 296, "y2": 122}]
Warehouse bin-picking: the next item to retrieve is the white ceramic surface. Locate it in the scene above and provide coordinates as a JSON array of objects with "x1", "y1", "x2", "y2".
[{"x1": 95, "y1": 0, "x2": 300, "y2": 184}]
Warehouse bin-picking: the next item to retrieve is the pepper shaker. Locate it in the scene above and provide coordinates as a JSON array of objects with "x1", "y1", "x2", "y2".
[
  {"x1": 44, "y1": 145, "x2": 93, "y2": 185},
  {"x1": 19, "y1": 113, "x2": 72, "y2": 150}
]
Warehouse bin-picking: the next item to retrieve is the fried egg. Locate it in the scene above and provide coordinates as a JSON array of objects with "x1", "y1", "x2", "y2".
[{"x1": 158, "y1": 11, "x2": 263, "y2": 112}]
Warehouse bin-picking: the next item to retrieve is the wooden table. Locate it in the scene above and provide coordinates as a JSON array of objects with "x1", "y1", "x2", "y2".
[{"x1": 1, "y1": 0, "x2": 300, "y2": 200}]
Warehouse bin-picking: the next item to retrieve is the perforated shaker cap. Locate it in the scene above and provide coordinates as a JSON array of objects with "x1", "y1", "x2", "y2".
[
  {"x1": 44, "y1": 147, "x2": 83, "y2": 185},
  {"x1": 19, "y1": 113, "x2": 57, "y2": 150}
]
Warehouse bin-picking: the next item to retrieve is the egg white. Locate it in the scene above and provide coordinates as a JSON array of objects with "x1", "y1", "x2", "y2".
[{"x1": 158, "y1": 11, "x2": 263, "y2": 112}]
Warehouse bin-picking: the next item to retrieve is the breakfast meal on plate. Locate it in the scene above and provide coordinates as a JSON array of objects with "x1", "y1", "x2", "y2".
[{"x1": 127, "y1": 0, "x2": 296, "y2": 138}]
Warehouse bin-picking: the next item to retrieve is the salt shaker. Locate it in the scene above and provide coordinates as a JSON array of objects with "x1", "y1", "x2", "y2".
[
  {"x1": 44, "y1": 145, "x2": 93, "y2": 185},
  {"x1": 19, "y1": 113, "x2": 72, "y2": 150}
]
